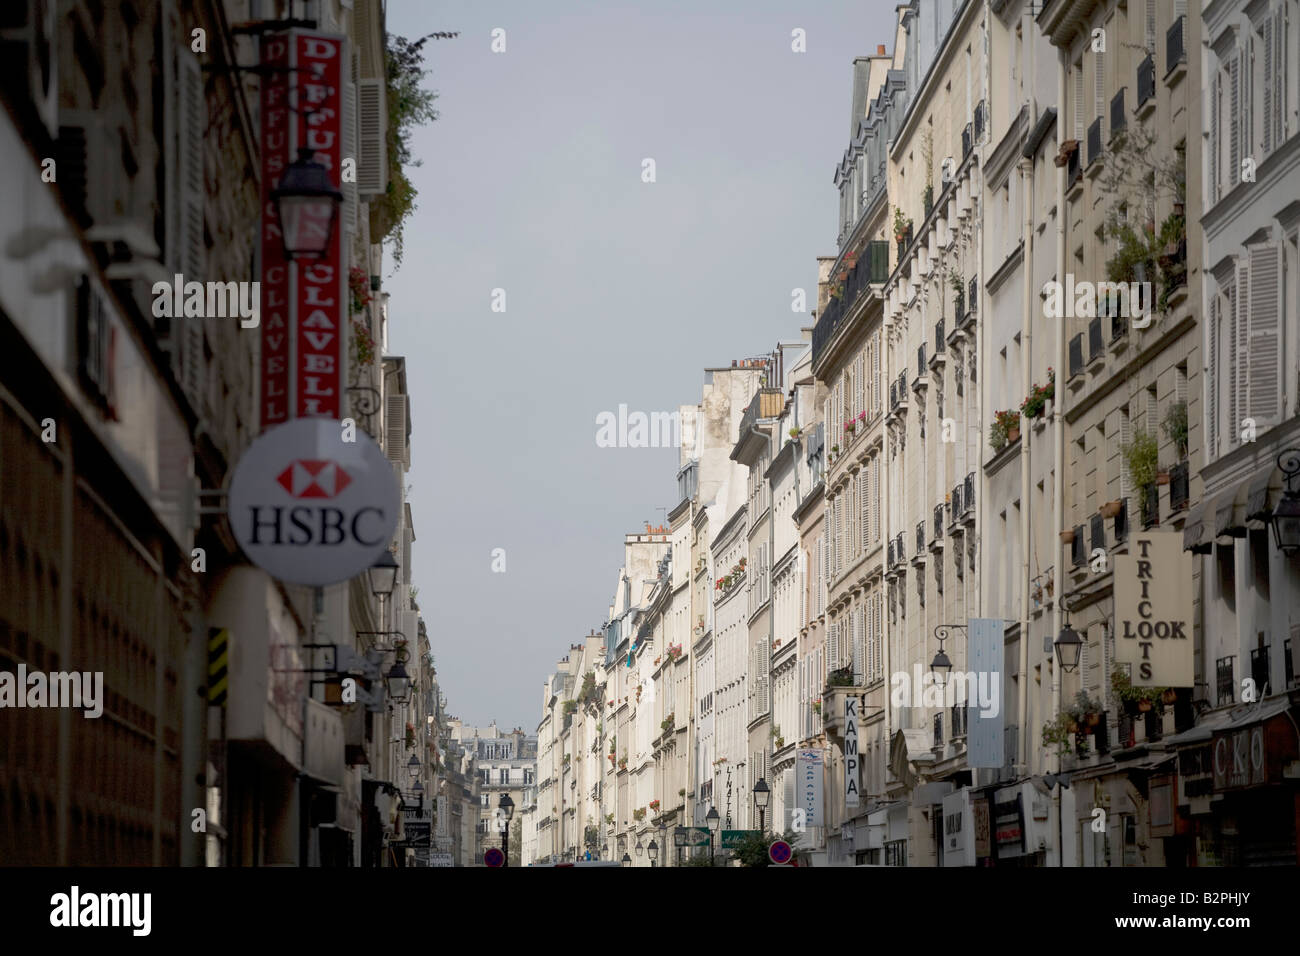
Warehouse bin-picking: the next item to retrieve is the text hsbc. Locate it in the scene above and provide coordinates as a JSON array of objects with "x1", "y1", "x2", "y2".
[{"x1": 247, "y1": 506, "x2": 387, "y2": 546}]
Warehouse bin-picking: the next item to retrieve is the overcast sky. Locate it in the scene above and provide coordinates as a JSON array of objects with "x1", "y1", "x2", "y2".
[{"x1": 384, "y1": 0, "x2": 893, "y2": 731}]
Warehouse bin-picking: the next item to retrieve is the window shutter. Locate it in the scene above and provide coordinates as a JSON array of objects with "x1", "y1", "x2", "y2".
[
  {"x1": 853, "y1": 607, "x2": 864, "y2": 684},
  {"x1": 1230, "y1": 49, "x2": 1241, "y2": 187},
  {"x1": 357, "y1": 78, "x2": 388, "y2": 197},
  {"x1": 1232, "y1": 261, "x2": 1250, "y2": 446},
  {"x1": 1208, "y1": 295, "x2": 1220, "y2": 457},
  {"x1": 343, "y1": 74, "x2": 358, "y2": 232},
  {"x1": 761, "y1": 638, "x2": 771, "y2": 713},
  {"x1": 872, "y1": 338, "x2": 881, "y2": 415},
  {"x1": 1263, "y1": 16, "x2": 1274, "y2": 156},
  {"x1": 1210, "y1": 72, "x2": 1220, "y2": 203},
  {"x1": 847, "y1": 478, "x2": 856, "y2": 561},
  {"x1": 829, "y1": 619, "x2": 840, "y2": 671},
  {"x1": 1095, "y1": 53, "x2": 1105, "y2": 123},
  {"x1": 1275, "y1": 7, "x2": 1287, "y2": 147},
  {"x1": 1074, "y1": 65, "x2": 1085, "y2": 140},
  {"x1": 860, "y1": 472, "x2": 869, "y2": 553},
  {"x1": 1248, "y1": 243, "x2": 1283, "y2": 426},
  {"x1": 856, "y1": 353, "x2": 865, "y2": 420},
  {"x1": 386, "y1": 391, "x2": 409, "y2": 466},
  {"x1": 1244, "y1": 37, "x2": 1254, "y2": 161}
]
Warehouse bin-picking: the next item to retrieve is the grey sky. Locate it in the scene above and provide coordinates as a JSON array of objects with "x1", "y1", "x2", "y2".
[{"x1": 384, "y1": 0, "x2": 892, "y2": 729}]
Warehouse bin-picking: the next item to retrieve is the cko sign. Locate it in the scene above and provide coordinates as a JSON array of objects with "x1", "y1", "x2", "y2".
[
  {"x1": 228, "y1": 418, "x2": 400, "y2": 586},
  {"x1": 1113, "y1": 531, "x2": 1193, "y2": 687}
]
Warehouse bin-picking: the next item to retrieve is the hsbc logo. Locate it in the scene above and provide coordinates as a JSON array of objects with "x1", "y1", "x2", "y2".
[
  {"x1": 276, "y1": 460, "x2": 353, "y2": 498},
  {"x1": 228, "y1": 420, "x2": 400, "y2": 587}
]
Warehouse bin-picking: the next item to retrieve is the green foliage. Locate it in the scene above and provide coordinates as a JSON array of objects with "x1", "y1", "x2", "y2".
[
  {"x1": 732, "y1": 829, "x2": 800, "y2": 867},
  {"x1": 989, "y1": 409, "x2": 1021, "y2": 451},
  {"x1": 893, "y1": 205, "x2": 912, "y2": 243},
  {"x1": 826, "y1": 666, "x2": 855, "y2": 688},
  {"x1": 1162, "y1": 400, "x2": 1188, "y2": 457},
  {"x1": 1121, "y1": 428, "x2": 1160, "y2": 490},
  {"x1": 1110, "y1": 666, "x2": 1167, "y2": 707},
  {"x1": 373, "y1": 31, "x2": 458, "y2": 268}
]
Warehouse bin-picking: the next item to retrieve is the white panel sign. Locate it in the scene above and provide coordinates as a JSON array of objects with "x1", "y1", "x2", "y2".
[
  {"x1": 796, "y1": 749, "x2": 824, "y2": 828},
  {"x1": 843, "y1": 696, "x2": 860, "y2": 808},
  {"x1": 1114, "y1": 531, "x2": 1194, "y2": 686}
]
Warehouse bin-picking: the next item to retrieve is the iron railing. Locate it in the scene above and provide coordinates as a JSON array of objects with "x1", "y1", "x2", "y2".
[
  {"x1": 1142, "y1": 484, "x2": 1160, "y2": 528},
  {"x1": 1114, "y1": 497, "x2": 1129, "y2": 543},
  {"x1": 1137, "y1": 54, "x2": 1155, "y2": 107},
  {"x1": 1110, "y1": 87, "x2": 1126, "y2": 137},
  {"x1": 1067, "y1": 142, "x2": 1081, "y2": 190},
  {"x1": 973, "y1": 100, "x2": 986, "y2": 144},
  {"x1": 1166, "y1": 18, "x2": 1186, "y2": 72},
  {"x1": 812, "y1": 240, "x2": 890, "y2": 367},
  {"x1": 1090, "y1": 513, "x2": 1105, "y2": 552},
  {"x1": 1251, "y1": 646, "x2": 1271, "y2": 696},
  {"x1": 935, "y1": 318, "x2": 946, "y2": 353},
  {"x1": 1216, "y1": 656, "x2": 1236, "y2": 706},
  {"x1": 934, "y1": 504, "x2": 944, "y2": 541},
  {"x1": 1086, "y1": 117, "x2": 1103, "y2": 167},
  {"x1": 963, "y1": 473, "x2": 975, "y2": 514},
  {"x1": 1068, "y1": 334, "x2": 1084, "y2": 378},
  {"x1": 962, "y1": 123, "x2": 972, "y2": 159},
  {"x1": 1112, "y1": 311, "x2": 1128, "y2": 343},
  {"x1": 1071, "y1": 526, "x2": 1086, "y2": 566},
  {"x1": 916, "y1": 521, "x2": 926, "y2": 555},
  {"x1": 933, "y1": 712, "x2": 944, "y2": 748},
  {"x1": 1169, "y1": 461, "x2": 1190, "y2": 511},
  {"x1": 1088, "y1": 316, "x2": 1103, "y2": 361},
  {"x1": 918, "y1": 344, "x2": 926, "y2": 377},
  {"x1": 968, "y1": 276, "x2": 978, "y2": 314}
]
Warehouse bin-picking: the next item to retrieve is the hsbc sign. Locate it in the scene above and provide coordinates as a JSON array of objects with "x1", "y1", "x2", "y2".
[{"x1": 229, "y1": 419, "x2": 399, "y2": 586}]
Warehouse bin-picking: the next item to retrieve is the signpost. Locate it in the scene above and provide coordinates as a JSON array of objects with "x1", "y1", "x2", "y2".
[
  {"x1": 768, "y1": 840, "x2": 793, "y2": 865},
  {"x1": 483, "y1": 846, "x2": 505, "y2": 868},
  {"x1": 227, "y1": 418, "x2": 400, "y2": 586}
]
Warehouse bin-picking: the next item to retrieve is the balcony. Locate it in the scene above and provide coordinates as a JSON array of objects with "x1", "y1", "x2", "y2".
[
  {"x1": 1169, "y1": 461, "x2": 1190, "y2": 512},
  {"x1": 935, "y1": 318, "x2": 946, "y2": 355},
  {"x1": 812, "y1": 239, "x2": 890, "y2": 369},
  {"x1": 917, "y1": 344, "x2": 927, "y2": 379},
  {"x1": 1165, "y1": 18, "x2": 1186, "y2": 84},
  {"x1": 1216, "y1": 657, "x2": 1236, "y2": 707},
  {"x1": 738, "y1": 387, "x2": 784, "y2": 438},
  {"x1": 1114, "y1": 497, "x2": 1128, "y2": 544},
  {"x1": 887, "y1": 539, "x2": 895, "y2": 568},
  {"x1": 973, "y1": 100, "x2": 986, "y2": 145},
  {"x1": 916, "y1": 521, "x2": 926, "y2": 556},
  {"x1": 967, "y1": 277, "x2": 978, "y2": 317},
  {"x1": 933, "y1": 712, "x2": 944, "y2": 749},
  {"x1": 962, "y1": 473, "x2": 975, "y2": 523},
  {"x1": 1086, "y1": 117, "x2": 1103, "y2": 172},
  {"x1": 1066, "y1": 141, "x2": 1082, "y2": 194},
  {"x1": 931, "y1": 504, "x2": 945, "y2": 550},
  {"x1": 1068, "y1": 334, "x2": 1084, "y2": 380},
  {"x1": 1110, "y1": 310, "x2": 1128, "y2": 346},
  {"x1": 1136, "y1": 54, "x2": 1156, "y2": 116},
  {"x1": 1071, "y1": 526, "x2": 1086, "y2": 568},
  {"x1": 1087, "y1": 317, "x2": 1104, "y2": 366},
  {"x1": 1109, "y1": 88, "x2": 1126, "y2": 140},
  {"x1": 895, "y1": 373, "x2": 909, "y2": 413},
  {"x1": 895, "y1": 532, "x2": 906, "y2": 564}
]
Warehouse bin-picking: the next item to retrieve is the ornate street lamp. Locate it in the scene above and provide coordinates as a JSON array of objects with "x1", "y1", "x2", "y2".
[
  {"x1": 385, "y1": 659, "x2": 410, "y2": 704},
  {"x1": 1268, "y1": 450, "x2": 1300, "y2": 554},
  {"x1": 499, "y1": 793, "x2": 514, "y2": 867},
  {"x1": 1054, "y1": 624, "x2": 1082, "y2": 672},
  {"x1": 621, "y1": 852, "x2": 632, "y2": 867},
  {"x1": 705, "y1": 806, "x2": 720, "y2": 865},
  {"x1": 635, "y1": 838, "x2": 644, "y2": 858},
  {"x1": 271, "y1": 146, "x2": 342, "y2": 260},
  {"x1": 753, "y1": 777, "x2": 770, "y2": 834},
  {"x1": 407, "y1": 753, "x2": 421, "y2": 780},
  {"x1": 368, "y1": 550, "x2": 399, "y2": 598}
]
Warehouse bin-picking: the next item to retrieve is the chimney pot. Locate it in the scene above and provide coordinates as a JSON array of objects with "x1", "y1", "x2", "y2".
[{"x1": 878, "y1": 44, "x2": 886, "y2": 55}]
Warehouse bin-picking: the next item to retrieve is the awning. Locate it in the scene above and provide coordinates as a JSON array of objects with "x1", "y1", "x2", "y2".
[
  {"x1": 1164, "y1": 697, "x2": 1292, "y2": 747},
  {"x1": 1213, "y1": 482, "x2": 1248, "y2": 539},
  {"x1": 1245, "y1": 466, "x2": 1281, "y2": 523},
  {"x1": 1182, "y1": 502, "x2": 1212, "y2": 553}
]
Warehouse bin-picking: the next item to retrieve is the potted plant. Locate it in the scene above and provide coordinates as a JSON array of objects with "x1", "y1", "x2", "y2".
[
  {"x1": 679, "y1": 788, "x2": 687, "y2": 798},
  {"x1": 811, "y1": 698, "x2": 822, "y2": 715},
  {"x1": 1060, "y1": 528, "x2": 1075, "y2": 544},
  {"x1": 1121, "y1": 428, "x2": 1159, "y2": 508},
  {"x1": 893, "y1": 205, "x2": 911, "y2": 245},
  {"x1": 1156, "y1": 468, "x2": 1171, "y2": 486},
  {"x1": 649, "y1": 799, "x2": 660, "y2": 813},
  {"x1": 789, "y1": 426, "x2": 802, "y2": 439},
  {"x1": 1020, "y1": 369, "x2": 1055, "y2": 419},
  {"x1": 1100, "y1": 500, "x2": 1122, "y2": 518},
  {"x1": 989, "y1": 409, "x2": 1021, "y2": 451},
  {"x1": 1162, "y1": 400, "x2": 1189, "y2": 459},
  {"x1": 830, "y1": 444, "x2": 839, "y2": 455}
]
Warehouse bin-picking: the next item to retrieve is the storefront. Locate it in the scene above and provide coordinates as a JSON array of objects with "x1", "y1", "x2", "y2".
[{"x1": 1167, "y1": 698, "x2": 1299, "y2": 865}]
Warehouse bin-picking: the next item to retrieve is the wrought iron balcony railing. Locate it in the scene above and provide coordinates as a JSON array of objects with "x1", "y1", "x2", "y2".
[
  {"x1": 1086, "y1": 117, "x2": 1103, "y2": 167},
  {"x1": 1069, "y1": 334, "x2": 1084, "y2": 378},
  {"x1": 1166, "y1": 18, "x2": 1186, "y2": 72},
  {"x1": 1169, "y1": 461, "x2": 1190, "y2": 512},
  {"x1": 1110, "y1": 87, "x2": 1126, "y2": 138},
  {"x1": 1137, "y1": 53, "x2": 1156, "y2": 108}
]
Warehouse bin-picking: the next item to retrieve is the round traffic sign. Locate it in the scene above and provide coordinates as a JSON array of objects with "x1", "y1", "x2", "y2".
[
  {"x1": 228, "y1": 418, "x2": 400, "y2": 586},
  {"x1": 484, "y1": 847, "x2": 505, "y2": 867},
  {"x1": 768, "y1": 840, "x2": 793, "y2": 865}
]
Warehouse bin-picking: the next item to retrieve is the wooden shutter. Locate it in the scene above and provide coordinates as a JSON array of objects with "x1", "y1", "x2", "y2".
[
  {"x1": 1244, "y1": 37, "x2": 1254, "y2": 161},
  {"x1": 856, "y1": 353, "x2": 865, "y2": 420},
  {"x1": 386, "y1": 391, "x2": 409, "y2": 466},
  {"x1": 1274, "y1": 7, "x2": 1287, "y2": 148},
  {"x1": 1095, "y1": 52, "x2": 1105, "y2": 123},
  {"x1": 853, "y1": 607, "x2": 864, "y2": 684},
  {"x1": 1230, "y1": 49, "x2": 1241, "y2": 187},
  {"x1": 343, "y1": 72, "x2": 358, "y2": 233},
  {"x1": 357, "y1": 78, "x2": 388, "y2": 197},
  {"x1": 1210, "y1": 72, "x2": 1220, "y2": 203},
  {"x1": 1248, "y1": 243, "x2": 1283, "y2": 426},
  {"x1": 761, "y1": 637, "x2": 771, "y2": 713},
  {"x1": 860, "y1": 472, "x2": 869, "y2": 553},
  {"x1": 1208, "y1": 295, "x2": 1220, "y2": 457},
  {"x1": 1263, "y1": 15, "x2": 1274, "y2": 156},
  {"x1": 1231, "y1": 261, "x2": 1250, "y2": 446},
  {"x1": 1074, "y1": 64, "x2": 1085, "y2": 140}
]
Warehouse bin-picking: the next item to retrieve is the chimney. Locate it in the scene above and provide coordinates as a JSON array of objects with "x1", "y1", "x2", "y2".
[{"x1": 878, "y1": 45, "x2": 886, "y2": 55}]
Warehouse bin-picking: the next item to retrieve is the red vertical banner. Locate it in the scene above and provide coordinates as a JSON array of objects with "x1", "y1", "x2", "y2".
[
  {"x1": 293, "y1": 32, "x2": 345, "y2": 419},
  {"x1": 259, "y1": 33, "x2": 292, "y2": 430}
]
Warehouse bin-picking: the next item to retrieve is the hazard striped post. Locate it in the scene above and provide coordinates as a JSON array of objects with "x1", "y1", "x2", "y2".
[{"x1": 208, "y1": 628, "x2": 228, "y2": 707}]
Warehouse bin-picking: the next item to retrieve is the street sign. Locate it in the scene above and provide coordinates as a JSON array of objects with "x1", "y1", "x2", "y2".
[
  {"x1": 484, "y1": 847, "x2": 505, "y2": 868},
  {"x1": 768, "y1": 840, "x2": 793, "y2": 865},
  {"x1": 403, "y1": 822, "x2": 431, "y2": 844},
  {"x1": 228, "y1": 418, "x2": 400, "y2": 586},
  {"x1": 430, "y1": 852, "x2": 454, "y2": 868},
  {"x1": 676, "y1": 826, "x2": 711, "y2": 847},
  {"x1": 720, "y1": 829, "x2": 759, "y2": 850}
]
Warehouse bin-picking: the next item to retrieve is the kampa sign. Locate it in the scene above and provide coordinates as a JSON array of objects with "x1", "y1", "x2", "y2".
[{"x1": 229, "y1": 418, "x2": 399, "y2": 586}]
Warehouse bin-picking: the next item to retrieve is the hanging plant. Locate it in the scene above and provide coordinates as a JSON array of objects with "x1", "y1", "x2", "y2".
[
  {"x1": 348, "y1": 266, "x2": 374, "y2": 314},
  {"x1": 1161, "y1": 400, "x2": 1189, "y2": 459},
  {"x1": 351, "y1": 317, "x2": 377, "y2": 367}
]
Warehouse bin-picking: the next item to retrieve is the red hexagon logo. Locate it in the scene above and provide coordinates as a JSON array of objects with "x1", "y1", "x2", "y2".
[{"x1": 275, "y1": 460, "x2": 353, "y2": 499}]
